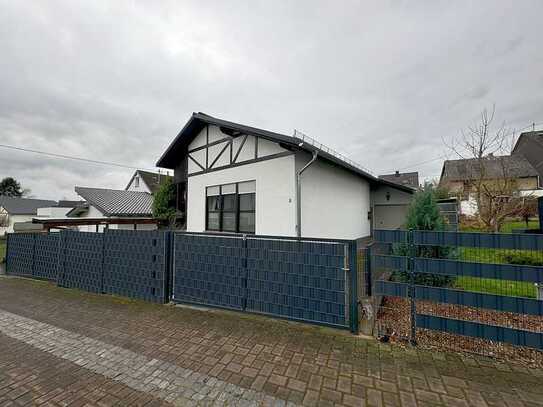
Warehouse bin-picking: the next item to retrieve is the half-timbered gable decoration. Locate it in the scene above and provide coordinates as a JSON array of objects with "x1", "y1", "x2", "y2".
[{"x1": 186, "y1": 124, "x2": 289, "y2": 176}]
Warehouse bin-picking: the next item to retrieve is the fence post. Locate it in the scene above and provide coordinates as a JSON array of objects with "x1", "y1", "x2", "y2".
[
  {"x1": 242, "y1": 234, "x2": 248, "y2": 311},
  {"x1": 349, "y1": 240, "x2": 359, "y2": 334},
  {"x1": 164, "y1": 231, "x2": 173, "y2": 303},
  {"x1": 4, "y1": 233, "x2": 10, "y2": 274},
  {"x1": 408, "y1": 229, "x2": 417, "y2": 345},
  {"x1": 31, "y1": 233, "x2": 36, "y2": 278},
  {"x1": 100, "y1": 231, "x2": 105, "y2": 294},
  {"x1": 170, "y1": 232, "x2": 177, "y2": 302},
  {"x1": 365, "y1": 244, "x2": 372, "y2": 297}
]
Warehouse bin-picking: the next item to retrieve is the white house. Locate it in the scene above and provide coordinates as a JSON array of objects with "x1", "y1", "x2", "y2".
[
  {"x1": 125, "y1": 170, "x2": 173, "y2": 194},
  {"x1": 156, "y1": 112, "x2": 414, "y2": 239},
  {"x1": 0, "y1": 197, "x2": 57, "y2": 235}
]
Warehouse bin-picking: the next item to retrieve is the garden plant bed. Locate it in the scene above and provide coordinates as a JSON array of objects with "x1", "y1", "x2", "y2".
[{"x1": 377, "y1": 296, "x2": 543, "y2": 368}]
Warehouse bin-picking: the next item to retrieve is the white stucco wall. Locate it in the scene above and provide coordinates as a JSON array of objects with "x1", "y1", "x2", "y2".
[
  {"x1": 296, "y1": 154, "x2": 372, "y2": 239},
  {"x1": 187, "y1": 154, "x2": 297, "y2": 236}
]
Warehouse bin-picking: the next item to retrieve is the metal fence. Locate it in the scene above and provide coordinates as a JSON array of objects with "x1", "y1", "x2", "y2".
[
  {"x1": 6, "y1": 230, "x2": 169, "y2": 303},
  {"x1": 371, "y1": 229, "x2": 543, "y2": 361},
  {"x1": 172, "y1": 232, "x2": 359, "y2": 332},
  {"x1": 5, "y1": 230, "x2": 360, "y2": 332}
]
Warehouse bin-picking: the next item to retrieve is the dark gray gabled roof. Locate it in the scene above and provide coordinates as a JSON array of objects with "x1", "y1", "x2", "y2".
[
  {"x1": 73, "y1": 187, "x2": 153, "y2": 217},
  {"x1": 440, "y1": 155, "x2": 538, "y2": 182},
  {"x1": 126, "y1": 170, "x2": 173, "y2": 194},
  {"x1": 156, "y1": 112, "x2": 415, "y2": 193},
  {"x1": 0, "y1": 197, "x2": 57, "y2": 215},
  {"x1": 512, "y1": 131, "x2": 543, "y2": 179},
  {"x1": 379, "y1": 171, "x2": 419, "y2": 188}
]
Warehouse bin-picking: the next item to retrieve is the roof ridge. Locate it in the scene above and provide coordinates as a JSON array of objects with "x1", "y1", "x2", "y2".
[{"x1": 75, "y1": 186, "x2": 151, "y2": 194}]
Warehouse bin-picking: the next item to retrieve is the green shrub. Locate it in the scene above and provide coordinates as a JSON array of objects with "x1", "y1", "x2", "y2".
[
  {"x1": 392, "y1": 184, "x2": 454, "y2": 287},
  {"x1": 152, "y1": 178, "x2": 177, "y2": 226}
]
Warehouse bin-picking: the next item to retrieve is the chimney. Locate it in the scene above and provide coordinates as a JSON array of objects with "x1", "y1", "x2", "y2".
[{"x1": 395, "y1": 170, "x2": 400, "y2": 177}]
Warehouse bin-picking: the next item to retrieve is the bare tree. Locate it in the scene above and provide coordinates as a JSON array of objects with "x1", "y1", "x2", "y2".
[{"x1": 444, "y1": 106, "x2": 532, "y2": 232}]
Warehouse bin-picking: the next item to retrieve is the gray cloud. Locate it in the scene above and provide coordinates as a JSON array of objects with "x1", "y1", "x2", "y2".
[{"x1": 1, "y1": 0, "x2": 542, "y2": 199}]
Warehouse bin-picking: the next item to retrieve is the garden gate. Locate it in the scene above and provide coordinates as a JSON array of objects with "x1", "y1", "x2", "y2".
[{"x1": 172, "y1": 232, "x2": 359, "y2": 332}]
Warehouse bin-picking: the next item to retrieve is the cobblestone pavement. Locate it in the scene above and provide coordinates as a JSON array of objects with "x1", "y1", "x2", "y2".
[{"x1": 0, "y1": 277, "x2": 543, "y2": 406}]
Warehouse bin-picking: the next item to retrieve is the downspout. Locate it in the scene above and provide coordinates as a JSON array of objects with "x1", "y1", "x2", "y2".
[{"x1": 296, "y1": 150, "x2": 318, "y2": 238}]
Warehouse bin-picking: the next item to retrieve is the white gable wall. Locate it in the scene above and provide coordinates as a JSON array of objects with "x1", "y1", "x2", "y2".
[
  {"x1": 126, "y1": 175, "x2": 152, "y2": 194},
  {"x1": 187, "y1": 125, "x2": 289, "y2": 176},
  {"x1": 296, "y1": 153, "x2": 371, "y2": 239},
  {"x1": 187, "y1": 154, "x2": 296, "y2": 236}
]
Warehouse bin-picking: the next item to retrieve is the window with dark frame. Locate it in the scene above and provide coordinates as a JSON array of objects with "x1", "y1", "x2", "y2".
[{"x1": 206, "y1": 181, "x2": 255, "y2": 233}]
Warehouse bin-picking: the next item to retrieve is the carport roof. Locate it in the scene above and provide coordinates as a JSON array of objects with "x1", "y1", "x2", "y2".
[{"x1": 71, "y1": 187, "x2": 154, "y2": 217}]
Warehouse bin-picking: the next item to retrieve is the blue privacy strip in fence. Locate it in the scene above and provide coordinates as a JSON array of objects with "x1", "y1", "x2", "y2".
[
  {"x1": 374, "y1": 280, "x2": 409, "y2": 298},
  {"x1": 245, "y1": 238, "x2": 348, "y2": 328},
  {"x1": 172, "y1": 233, "x2": 246, "y2": 310},
  {"x1": 6, "y1": 233, "x2": 35, "y2": 278},
  {"x1": 414, "y1": 257, "x2": 543, "y2": 283},
  {"x1": 171, "y1": 233, "x2": 354, "y2": 330},
  {"x1": 58, "y1": 231, "x2": 104, "y2": 293},
  {"x1": 414, "y1": 285, "x2": 543, "y2": 316},
  {"x1": 372, "y1": 254, "x2": 408, "y2": 271},
  {"x1": 34, "y1": 234, "x2": 59, "y2": 281},
  {"x1": 373, "y1": 230, "x2": 407, "y2": 244},
  {"x1": 7, "y1": 231, "x2": 169, "y2": 303},
  {"x1": 416, "y1": 314, "x2": 543, "y2": 350},
  {"x1": 413, "y1": 230, "x2": 543, "y2": 250},
  {"x1": 103, "y1": 230, "x2": 167, "y2": 303}
]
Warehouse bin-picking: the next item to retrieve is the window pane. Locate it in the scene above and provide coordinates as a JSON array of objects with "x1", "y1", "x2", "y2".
[
  {"x1": 207, "y1": 196, "x2": 220, "y2": 211},
  {"x1": 239, "y1": 193, "x2": 255, "y2": 211},
  {"x1": 238, "y1": 180, "x2": 256, "y2": 194},
  {"x1": 222, "y1": 212, "x2": 237, "y2": 232},
  {"x1": 239, "y1": 212, "x2": 255, "y2": 233},
  {"x1": 222, "y1": 194, "x2": 236, "y2": 211},
  {"x1": 207, "y1": 212, "x2": 220, "y2": 230},
  {"x1": 222, "y1": 183, "x2": 236, "y2": 194},
  {"x1": 207, "y1": 185, "x2": 220, "y2": 196}
]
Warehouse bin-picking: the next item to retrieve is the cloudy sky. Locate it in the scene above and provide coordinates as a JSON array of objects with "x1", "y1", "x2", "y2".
[{"x1": 1, "y1": 1, "x2": 542, "y2": 200}]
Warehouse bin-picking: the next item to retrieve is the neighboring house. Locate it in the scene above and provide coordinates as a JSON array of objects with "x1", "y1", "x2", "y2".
[
  {"x1": 34, "y1": 188, "x2": 157, "y2": 232},
  {"x1": 512, "y1": 131, "x2": 543, "y2": 191},
  {"x1": 125, "y1": 170, "x2": 173, "y2": 194},
  {"x1": 156, "y1": 112, "x2": 414, "y2": 239},
  {"x1": 439, "y1": 154, "x2": 541, "y2": 216},
  {"x1": 0, "y1": 197, "x2": 57, "y2": 235},
  {"x1": 513, "y1": 130, "x2": 543, "y2": 229},
  {"x1": 379, "y1": 171, "x2": 419, "y2": 189}
]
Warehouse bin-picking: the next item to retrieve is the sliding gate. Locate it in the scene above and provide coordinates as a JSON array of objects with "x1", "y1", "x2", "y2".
[{"x1": 172, "y1": 232, "x2": 359, "y2": 332}]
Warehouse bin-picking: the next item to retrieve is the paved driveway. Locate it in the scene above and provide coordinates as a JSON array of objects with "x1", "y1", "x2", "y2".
[{"x1": 0, "y1": 277, "x2": 542, "y2": 406}]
